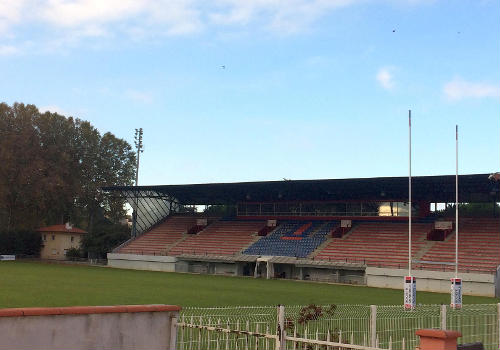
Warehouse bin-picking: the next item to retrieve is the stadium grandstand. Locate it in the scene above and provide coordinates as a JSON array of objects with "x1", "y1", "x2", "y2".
[{"x1": 105, "y1": 173, "x2": 500, "y2": 297}]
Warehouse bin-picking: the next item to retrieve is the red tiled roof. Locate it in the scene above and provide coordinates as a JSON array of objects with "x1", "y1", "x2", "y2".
[{"x1": 36, "y1": 225, "x2": 87, "y2": 234}]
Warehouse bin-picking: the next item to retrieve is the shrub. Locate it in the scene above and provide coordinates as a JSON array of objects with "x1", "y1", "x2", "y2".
[{"x1": 65, "y1": 247, "x2": 82, "y2": 260}]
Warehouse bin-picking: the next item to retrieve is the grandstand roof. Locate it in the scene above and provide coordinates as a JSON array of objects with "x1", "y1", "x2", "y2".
[{"x1": 104, "y1": 173, "x2": 499, "y2": 205}]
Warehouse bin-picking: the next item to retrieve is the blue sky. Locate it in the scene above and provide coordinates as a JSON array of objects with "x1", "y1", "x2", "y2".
[{"x1": 1, "y1": 0, "x2": 499, "y2": 185}]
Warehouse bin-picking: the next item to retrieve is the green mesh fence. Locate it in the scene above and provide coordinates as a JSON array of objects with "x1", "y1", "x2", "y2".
[{"x1": 178, "y1": 304, "x2": 499, "y2": 350}]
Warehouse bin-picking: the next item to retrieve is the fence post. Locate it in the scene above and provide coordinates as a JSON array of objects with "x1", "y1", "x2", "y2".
[
  {"x1": 276, "y1": 305, "x2": 286, "y2": 350},
  {"x1": 370, "y1": 305, "x2": 377, "y2": 348},
  {"x1": 170, "y1": 315, "x2": 178, "y2": 350},
  {"x1": 440, "y1": 304, "x2": 447, "y2": 330},
  {"x1": 498, "y1": 303, "x2": 500, "y2": 349}
]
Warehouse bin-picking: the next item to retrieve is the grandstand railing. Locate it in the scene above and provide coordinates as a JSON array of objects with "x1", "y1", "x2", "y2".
[{"x1": 177, "y1": 303, "x2": 500, "y2": 350}]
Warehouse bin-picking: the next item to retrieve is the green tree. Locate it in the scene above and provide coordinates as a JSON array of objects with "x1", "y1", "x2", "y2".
[{"x1": 0, "y1": 102, "x2": 136, "y2": 255}]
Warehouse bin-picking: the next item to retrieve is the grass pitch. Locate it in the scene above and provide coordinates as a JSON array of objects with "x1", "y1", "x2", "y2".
[{"x1": 0, "y1": 261, "x2": 497, "y2": 308}]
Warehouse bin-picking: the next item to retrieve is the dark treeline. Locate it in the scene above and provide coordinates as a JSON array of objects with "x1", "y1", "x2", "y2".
[{"x1": 0, "y1": 102, "x2": 136, "y2": 257}]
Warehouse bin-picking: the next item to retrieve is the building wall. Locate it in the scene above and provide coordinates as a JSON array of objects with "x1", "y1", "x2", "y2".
[
  {"x1": 366, "y1": 267, "x2": 496, "y2": 297},
  {"x1": 40, "y1": 232, "x2": 83, "y2": 260},
  {"x1": 0, "y1": 305, "x2": 180, "y2": 350},
  {"x1": 107, "y1": 253, "x2": 177, "y2": 272}
]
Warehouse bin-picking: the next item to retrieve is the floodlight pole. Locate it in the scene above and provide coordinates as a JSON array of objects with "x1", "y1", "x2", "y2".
[
  {"x1": 455, "y1": 125, "x2": 459, "y2": 279},
  {"x1": 404, "y1": 110, "x2": 416, "y2": 310},
  {"x1": 409, "y1": 110, "x2": 412, "y2": 277},
  {"x1": 132, "y1": 128, "x2": 144, "y2": 238},
  {"x1": 451, "y1": 125, "x2": 462, "y2": 309}
]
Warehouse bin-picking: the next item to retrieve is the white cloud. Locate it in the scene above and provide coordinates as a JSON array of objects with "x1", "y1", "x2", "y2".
[
  {"x1": 41, "y1": 0, "x2": 145, "y2": 27},
  {"x1": 209, "y1": 0, "x2": 358, "y2": 33},
  {"x1": 39, "y1": 105, "x2": 68, "y2": 115},
  {"x1": 0, "y1": 0, "x2": 27, "y2": 34},
  {"x1": 40, "y1": 0, "x2": 202, "y2": 37},
  {"x1": 376, "y1": 67, "x2": 395, "y2": 90},
  {"x1": 0, "y1": 0, "x2": 361, "y2": 39},
  {"x1": 0, "y1": 44, "x2": 20, "y2": 55},
  {"x1": 0, "y1": 0, "x2": 435, "y2": 50},
  {"x1": 443, "y1": 77, "x2": 500, "y2": 101},
  {"x1": 125, "y1": 90, "x2": 154, "y2": 104}
]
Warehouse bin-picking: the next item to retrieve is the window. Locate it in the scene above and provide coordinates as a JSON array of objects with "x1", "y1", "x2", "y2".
[
  {"x1": 52, "y1": 235, "x2": 55, "y2": 240},
  {"x1": 51, "y1": 249, "x2": 57, "y2": 255},
  {"x1": 71, "y1": 236, "x2": 74, "y2": 242},
  {"x1": 43, "y1": 235, "x2": 47, "y2": 241}
]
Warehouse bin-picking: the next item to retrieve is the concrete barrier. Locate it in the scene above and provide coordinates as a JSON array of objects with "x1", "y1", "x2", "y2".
[
  {"x1": 0, "y1": 304, "x2": 181, "y2": 350},
  {"x1": 366, "y1": 267, "x2": 495, "y2": 297},
  {"x1": 107, "y1": 253, "x2": 177, "y2": 272}
]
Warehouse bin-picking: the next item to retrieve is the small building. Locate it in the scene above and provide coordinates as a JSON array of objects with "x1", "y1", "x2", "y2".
[{"x1": 37, "y1": 223, "x2": 87, "y2": 260}]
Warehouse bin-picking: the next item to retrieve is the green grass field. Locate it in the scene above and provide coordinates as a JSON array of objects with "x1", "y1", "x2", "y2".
[{"x1": 0, "y1": 261, "x2": 497, "y2": 308}]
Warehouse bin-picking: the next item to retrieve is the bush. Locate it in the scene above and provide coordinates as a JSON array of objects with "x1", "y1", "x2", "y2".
[{"x1": 65, "y1": 247, "x2": 82, "y2": 260}]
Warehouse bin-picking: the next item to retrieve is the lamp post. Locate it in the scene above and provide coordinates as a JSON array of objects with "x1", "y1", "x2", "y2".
[{"x1": 132, "y1": 128, "x2": 144, "y2": 237}]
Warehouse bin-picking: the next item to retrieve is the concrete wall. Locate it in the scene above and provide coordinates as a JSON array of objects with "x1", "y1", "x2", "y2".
[
  {"x1": 300, "y1": 267, "x2": 365, "y2": 284},
  {"x1": 41, "y1": 232, "x2": 84, "y2": 260},
  {"x1": 366, "y1": 267, "x2": 496, "y2": 297},
  {"x1": 0, "y1": 305, "x2": 180, "y2": 350},
  {"x1": 107, "y1": 253, "x2": 177, "y2": 272},
  {"x1": 214, "y1": 262, "x2": 238, "y2": 275}
]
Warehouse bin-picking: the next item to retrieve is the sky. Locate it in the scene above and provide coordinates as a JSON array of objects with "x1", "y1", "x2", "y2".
[{"x1": 0, "y1": 0, "x2": 499, "y2": 186}]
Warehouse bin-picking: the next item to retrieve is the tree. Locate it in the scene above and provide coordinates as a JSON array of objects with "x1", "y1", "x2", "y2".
[
  {"x1": 0, "y1": 103, "x2": 48, "y2": 231},
  {"x1": 0, "y1": 102, "x2": 136, "y2": 253}
]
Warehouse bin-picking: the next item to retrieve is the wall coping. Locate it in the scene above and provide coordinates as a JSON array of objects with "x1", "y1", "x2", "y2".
[{"x1": 0, "y1": 304, "x2": 181, "y2": 317}]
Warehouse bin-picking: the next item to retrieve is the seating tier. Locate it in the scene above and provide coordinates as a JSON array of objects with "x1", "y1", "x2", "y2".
[
  {"x1": 418, "y1": 218, "x2": 500, "y2": 273},
  {"x1": 314, "y1": 222, "x2": 432, "y2": 268},
  {"x1": 168, "y1": 220, "x2": 266, "y2": 256},
  {"x1": 243, "y1": 221, "x2": 336, "y2": 258},
  {"x1": 119, "y1": 216, "x2": 197, "y2": 255}
]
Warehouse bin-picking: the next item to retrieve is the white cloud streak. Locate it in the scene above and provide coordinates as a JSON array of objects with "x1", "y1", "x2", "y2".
[
  {"x1": 39, "y1": 105, "x2": 68, "y2": 115},
  {"x1": 0, "y1": 0, "x2": 362, "y2": 40},
  {"x1": 376, "y1": 67, "x2": 395, "y2": 90},
  {"x1": 0, "y1": 44, "x2": 20, "y2": 55},
  {"x1": 0, "y1": 0, "x2": 437, "y2": 51},
  {"x1": 125, "y1": 89, "x2": 154, "y2": 104},
  {"x1": 0, "y1": 0, "x2": 27, "y2": 34},
  {"x1": 443, "y1": 77, "x2": 500, "y2": 101},
  {"x1": 210, "y1": 0, "x2": 357, "y2": 33}
]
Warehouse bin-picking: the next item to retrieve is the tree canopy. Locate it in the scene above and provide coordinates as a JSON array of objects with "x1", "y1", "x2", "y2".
[{"x1": 0, "y1": 102, "x2": 136, "y2": 241}]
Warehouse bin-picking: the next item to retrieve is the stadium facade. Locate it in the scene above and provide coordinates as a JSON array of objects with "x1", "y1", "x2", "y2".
[{"x1": 104, "y1": 174, "x2": 500, "y2": 297}]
